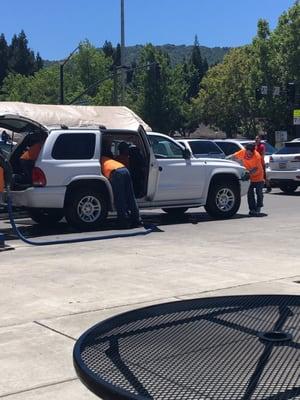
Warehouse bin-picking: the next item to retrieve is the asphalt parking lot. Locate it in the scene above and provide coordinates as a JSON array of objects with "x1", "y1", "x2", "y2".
[{"x1": 0, "y1": 189, "x2": 300, "y2": 399}]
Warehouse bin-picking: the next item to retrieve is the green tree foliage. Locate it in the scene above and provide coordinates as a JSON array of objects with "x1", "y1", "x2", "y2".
[
  {"x1": 128, "y1": 44, "x2": 186, "y2": 132},
  {"x1": 194, "y1": 1, "x2": 300, "y2": 138},
  {"x1": 0, "y1": 34, "x2": 8, "y2": 85},
  {"x1": 194, "y1": 47, "x2": 256, "y2": 137},
  {"x1": 102, "y1": 40, "x2": 114, "y2": 58},
  {"x1": 35, "y1": 52, "x2": 44, "y2": 72},
  {"x1": 9, "y1": 30, "x2": 36, "y2": 76}
]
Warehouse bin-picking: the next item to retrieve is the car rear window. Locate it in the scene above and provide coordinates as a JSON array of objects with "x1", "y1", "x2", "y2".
[
  {"x1": 276, "y1": 142, "x2": 300, "y2": 155},
  {"x1": 52, "y1": 133, "x2": 96, "y2": 159},
  {"x1": 189, "y1": 141, "x2": 223, "y2": 155}
]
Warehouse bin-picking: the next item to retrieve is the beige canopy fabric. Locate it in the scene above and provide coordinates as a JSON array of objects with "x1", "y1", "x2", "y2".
[{"x1": 0, "y1": 102, "x2": 152, "y2": 131}]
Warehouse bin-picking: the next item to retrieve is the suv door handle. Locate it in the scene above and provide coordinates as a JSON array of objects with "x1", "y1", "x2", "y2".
[{"x1": 159, "y1": 166, "x2": 163, "y2": 171}]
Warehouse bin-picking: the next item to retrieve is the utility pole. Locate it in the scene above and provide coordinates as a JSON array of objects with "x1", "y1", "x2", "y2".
[
  {"x1": 59, "y1": 46, "x2": 79, "y2": 104},
  {"x1": 120, "y1": 0, "x2": 125, "y2": 105}
]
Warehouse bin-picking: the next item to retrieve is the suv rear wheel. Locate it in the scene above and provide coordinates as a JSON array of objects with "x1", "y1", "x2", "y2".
[
  {"x1": 28, "y1": 208, "x2": 64, "y2": 225},
  {"x1": 205, "y1": 180, "x2": 240, "y2": 219},
  {"x1": 65, "y1": 189, "x2": 108, "y2": 231}
]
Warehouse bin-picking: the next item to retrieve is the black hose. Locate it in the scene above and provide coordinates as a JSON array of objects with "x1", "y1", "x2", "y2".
[
  {"x1": 1, "y1": 152, "x2": 158, "y2": 246},
  {"x1": 6, "y1": 194, "x2": 158, "y2": 246}
]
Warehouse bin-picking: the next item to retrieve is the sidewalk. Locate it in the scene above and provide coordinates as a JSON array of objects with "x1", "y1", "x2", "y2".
[{"x1": 0, "y1": 196, "x2": 299, "y2": 399}]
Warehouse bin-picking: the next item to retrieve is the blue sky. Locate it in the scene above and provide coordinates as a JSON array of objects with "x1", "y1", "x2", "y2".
[{"x1": 1, "y1": 0, "x2": 296, "y2": 60}]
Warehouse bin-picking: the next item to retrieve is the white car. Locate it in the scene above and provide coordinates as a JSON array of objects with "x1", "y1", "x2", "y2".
[
  {"x1": 214, "y1": 139, "x2": 276, "y2": 168},
  {"x1": 0, "y1": 114, "x2": 249, "y2": 229},
  {"x1": 177, "y1": 139, "x2": 225, "y2": 159},
  {"x1": 267, "y1": 141, "x2": 300, "y2": 193}
]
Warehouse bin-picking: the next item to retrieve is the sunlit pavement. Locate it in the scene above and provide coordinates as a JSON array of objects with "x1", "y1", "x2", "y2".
[{"x1": 0, "y1": 188, "x2": 299, "y2": 399}]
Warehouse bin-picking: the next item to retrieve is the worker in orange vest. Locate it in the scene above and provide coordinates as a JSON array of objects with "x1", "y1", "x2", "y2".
[
  {"x1": 19, "y1": 141, "x2": 44, "y2": 183},
  {"x1": 100, "y1": 141, "x2": 141, "y2": 229}
]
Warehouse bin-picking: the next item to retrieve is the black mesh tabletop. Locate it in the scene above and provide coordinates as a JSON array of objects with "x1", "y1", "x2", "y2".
[{"x1": 73, "y1": 295, "x2": 300, "y2": 400}]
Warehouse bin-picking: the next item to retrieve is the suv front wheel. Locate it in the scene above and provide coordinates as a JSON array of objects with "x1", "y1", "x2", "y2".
[
  {"x1": 205, "y1": 180, "x2": 240, "y2": 219},
  {"x1": 65, "y1": 189, "x2": 108, "y2": 231}
]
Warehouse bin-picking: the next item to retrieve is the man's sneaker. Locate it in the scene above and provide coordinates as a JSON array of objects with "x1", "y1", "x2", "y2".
[
  {"x1": 248, "y1": 210, "x2": 257, "y2": 217},
  {"x1": 130, "y1": 219, "x2": 144, "y2": 229}
]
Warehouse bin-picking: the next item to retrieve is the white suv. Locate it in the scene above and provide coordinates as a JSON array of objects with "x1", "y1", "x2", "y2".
[
  {"x1": 0, "y1": 115, "x2": 249, "y2": 230},
  {"x1": 267, "y1": 141, "x2": 300, "y2": 193}
]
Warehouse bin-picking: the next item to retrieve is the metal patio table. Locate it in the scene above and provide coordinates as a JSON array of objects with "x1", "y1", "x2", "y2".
[{"x1": 73, "y1": 295, "x2": 300, "y2": 399}]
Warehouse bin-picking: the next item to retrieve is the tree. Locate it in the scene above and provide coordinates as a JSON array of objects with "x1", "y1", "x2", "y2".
[
  {"x1": 194, "y1": 47, "x2": 256, "y2": 137},
  {"x1": 102, "y1": 40, "x2": 114, "y2": 58},
  {"x1": 35, "y1": 52, "x2": 44, "y2": 72},
  {"x1": 190, "y1": 35, "x2": 205, "y2": 80},
  {"x1": 66, "y1": 41, "x2": 112, "y2": 102},
  {"x1": 8, "y1": 30, "x2": 36, "y2": 76},
  {"x1": 0, "y1": 34, "x2": 8, "y2": 85}
]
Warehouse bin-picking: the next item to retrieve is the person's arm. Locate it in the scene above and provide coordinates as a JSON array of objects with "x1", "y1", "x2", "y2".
[
  {"x1": 226, "y1": 154, "x2": 236, "y2": 160},
  {"x1": 227, "y1": 151, "x2": 243, "y2": 165}
]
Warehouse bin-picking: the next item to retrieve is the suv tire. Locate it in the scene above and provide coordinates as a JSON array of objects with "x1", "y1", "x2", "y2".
[
  {"x1": 205, "y1": 180, "x2": 240, "y2": 219},
  {"x1": 162, "y1": 207, "x2": 188, "y2": 216},
  {"x1": 28, "y1": 208, "x2": 64, "y2": 225},
  {"x1": 279, "y1": 183, "x2": 298, "y2": 194},
  {"x1": 65, "y1": 189, "x2": 108, "y2": 231}
]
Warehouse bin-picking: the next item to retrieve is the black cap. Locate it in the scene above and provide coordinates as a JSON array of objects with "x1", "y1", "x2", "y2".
[{"x1": 245, "y1": 143, "x2": 255, "y2": 152}]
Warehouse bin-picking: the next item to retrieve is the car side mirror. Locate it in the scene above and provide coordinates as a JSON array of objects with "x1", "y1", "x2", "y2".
[{"x1": 183, "y1": 148, "x2": 191, "y2": 159}]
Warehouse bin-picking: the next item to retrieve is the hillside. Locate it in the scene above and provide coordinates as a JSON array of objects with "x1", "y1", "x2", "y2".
[
  {"x1": 125, "y1": 44, "x2": 231, "y2": 66},
  {"x1": 44, "y1": 44, "x2": 231, "y2": 68}
]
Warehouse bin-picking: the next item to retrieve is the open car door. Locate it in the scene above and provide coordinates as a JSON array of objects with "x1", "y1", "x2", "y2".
[
  {"x1": 0, "y1": 114, "x2": 48, "y2": 134},
  {"x1": 0, "y1": 114, "x2": 49, "y2": 174},
  {"x1": 137, "y1": 124, "x2": 159, "y2": 201}
]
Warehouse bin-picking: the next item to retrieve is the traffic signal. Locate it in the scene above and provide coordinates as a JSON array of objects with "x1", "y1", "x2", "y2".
[{"x1": 287, "y1": 82, "x2": 296, "y2": 103}]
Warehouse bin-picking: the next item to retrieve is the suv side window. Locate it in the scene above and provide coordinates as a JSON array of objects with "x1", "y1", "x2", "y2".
[
  {"x1": 52, "y1": 133, "x2": 96, "y2": 160},
  {"x1": 190, "y1": 141, "x2": 223, "y2": 155},
  {"x1": 149, "y1": 135, "x2": 184, "y2": 159}
]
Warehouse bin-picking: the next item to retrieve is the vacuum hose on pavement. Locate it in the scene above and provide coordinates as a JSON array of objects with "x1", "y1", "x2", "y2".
[{"x1": 0, "y1": 153, "x2": 158, "y2": 246}]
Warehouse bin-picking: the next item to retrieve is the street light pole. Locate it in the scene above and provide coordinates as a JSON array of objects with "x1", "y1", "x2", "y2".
[
  {"x1": 59, "y1": 46, "x2": 80, "y2": 104},
  {"x1": 120, "y1": 0, "x2": 125, "y2": 104}
]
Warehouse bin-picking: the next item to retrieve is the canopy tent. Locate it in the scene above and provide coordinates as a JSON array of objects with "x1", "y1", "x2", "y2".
[{"x1": 0, "y1": 102, "x2": 151, "y2": 131}]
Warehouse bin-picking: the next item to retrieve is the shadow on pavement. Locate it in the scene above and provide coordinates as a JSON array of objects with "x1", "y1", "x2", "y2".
[{"x1": 0, "y1": 210, "x2": 250, "y2": 243}]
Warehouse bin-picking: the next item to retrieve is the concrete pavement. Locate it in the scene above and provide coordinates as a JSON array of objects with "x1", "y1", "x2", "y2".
[{"x1": 0, "y1": 189, "x2": 299, "y2": 399}]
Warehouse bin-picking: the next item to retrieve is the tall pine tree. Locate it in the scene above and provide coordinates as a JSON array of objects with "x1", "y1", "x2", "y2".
[
  {"x1": 102, "y1": 40, "x2": 114, "y2": 58},
  {"x1": 0, "y1": 34, "x2": 8, "y2": 85},
  {"x1": 9, "y1": 30, "x2": 36, "y2": 76}
]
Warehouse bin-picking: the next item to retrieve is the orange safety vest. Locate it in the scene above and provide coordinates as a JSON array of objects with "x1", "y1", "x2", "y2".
[
  {"x1": 20, "y1": 143, "x2": 43, "y2": 161},
  {"x1": 100, "y1": 156, "x2": 125, "y2": 179},
  {"x1": 0, "y1": 167, "x2": 4, "y2": 193},
  {"x1": 234, "y1": 149, "x2": 264, "y2": 182}
]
